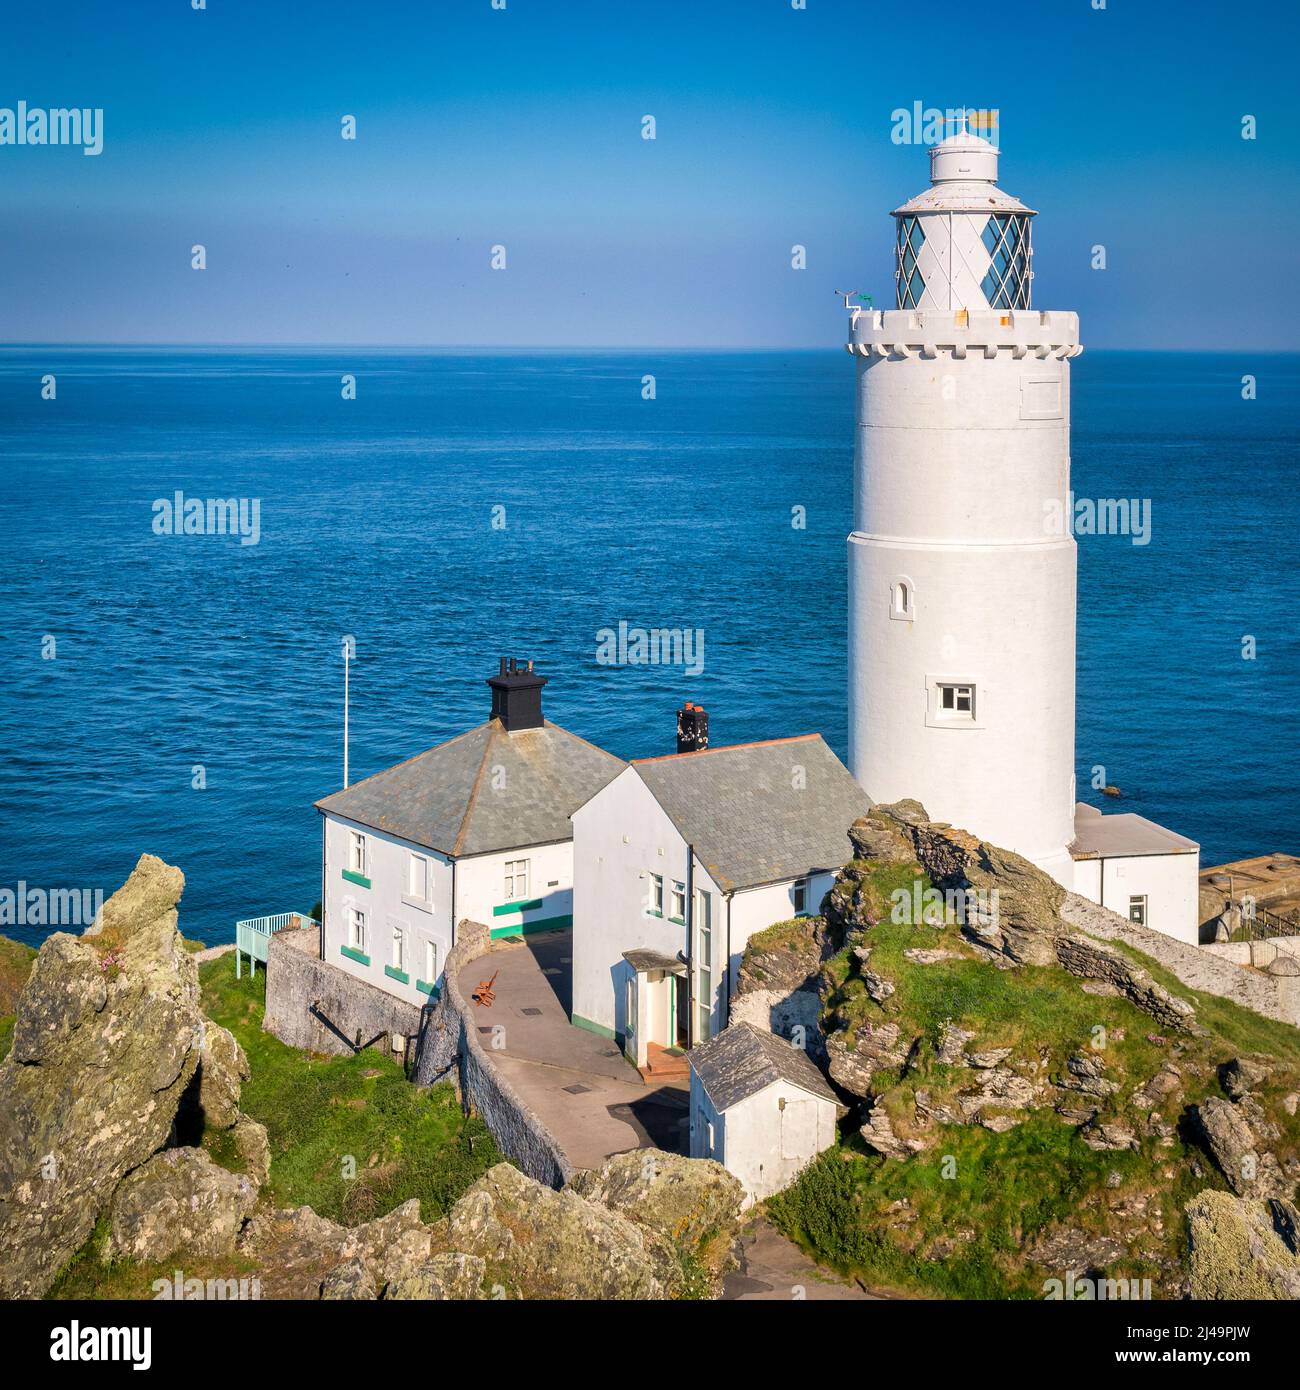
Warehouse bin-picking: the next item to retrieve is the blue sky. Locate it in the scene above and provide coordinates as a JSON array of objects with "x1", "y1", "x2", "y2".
[{"x1": 4, "y1": 0, "x2": 1297, "y2": 348}]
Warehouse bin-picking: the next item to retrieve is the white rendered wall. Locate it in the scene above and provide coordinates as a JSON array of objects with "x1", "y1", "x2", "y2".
[
  {"x1": 1072, "y1": 852, "x2": 1201, "y2": 946},
  {"x1": 847, "y1": 312, "x2": 1080, "y2": 886},
  {"x1": 691, "y1": 1076, "x2": 836, "y2": 1208},
  {"x1": 322, "y1": 812, "x2": 453, "y2": 1005},
  {"x1": 454, "y1": 841, "x2": 575, "y2": 940},
  {"x1": 571, "y1": 768, "x2": 692, "y2": 1046}
]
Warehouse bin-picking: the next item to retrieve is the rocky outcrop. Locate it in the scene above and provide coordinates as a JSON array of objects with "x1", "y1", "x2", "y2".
[
  {"x1": 860, "y1": 1106, "x2": 928, "y2": 1159},
  {"x1": 194, "y1": 1022, "x2": 249, "y2": 1131},
  {"x1": 386, "y1": 1253, "x2": 488, "y2": 1301},
  {"x1": 730, "y1": 916, "x2": 828, "y2": 1061},
  {"x1": 1192, "y1": 1096, "x2": 1287, "y2": 1199},
  {"x1": 1055, "y1": 934, "x2": 1197, "y2": 1032},
  {"x1": 107, "y1": 1148, "x2": 259, "y2": 1261},
  {"x1": 0, "y1": 855, "x2": 207, "y2": 1298},
  {"x1": 568, "y1": 1149, "x2": 743, "y2": 1267},
  {"x1": 1186, "y1": 1191, "x2": 1300, "y2": 1299},
  {"x1": 446, "y1": 1163, "x2": 665, "y2": 1299},
  {"x1": 826, "y1": 1021, "x2": 909, "y2": 1100}
]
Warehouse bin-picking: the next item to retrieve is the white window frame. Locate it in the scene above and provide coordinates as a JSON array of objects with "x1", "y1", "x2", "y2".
[
  {"x1": 348, "y1": 906, "x2": 367, "y2": 954},
  {"x1": 407, "y1": 851, "x2": 429, "y2": 904},
  {"x1": 1128, "y1": 895, "x2": 1148, "y2": 927},
  {"x1": 926, "y1": 675, "x2": 985, "y2": 729},
  {"x1": 392, "y1": 923, "x2": 406, "y2": 973},
  {"x1": 647, "y1": 872, "x2": 664, "y2": 917},
  {"x1": 694, "y1": 887, "x2": 713, "y2": 1043},
  {"x1": 792, "y1": 878, "x2": 809, "y2": 915},
  {"x1": 670, "y1": 880, "x2": 686, "y2": 923},
  {"x1": 503, "y1": 858, "x2": 530, "y2": 902},
  {"x1": 890, "y1": 576, "x2": 915, "y2": 622},
  {"x1": 423, "y1": 938, "x2": 438, "y2": 985},
  {"x1": 349, "y1": 830, "x2": 367, "y2": 875}
]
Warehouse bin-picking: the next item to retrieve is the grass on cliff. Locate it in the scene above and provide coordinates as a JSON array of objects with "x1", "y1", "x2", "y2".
[
  {"x1": 198, "y1": 958, "x2": 502, "y2": 1224},
  {"x1": 765, "y1": 858, "x2": 1300, "y2": 1300},
  {"x1": 0, "y1": 936, "x2": 37, "y2": 1062}
]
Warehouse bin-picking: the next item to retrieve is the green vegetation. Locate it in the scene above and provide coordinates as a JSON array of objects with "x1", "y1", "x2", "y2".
[
  {"x1": 765, "y1": 858, "x2": 1300, "y2": 1300},
  {"x1": 198, "y1": 957, "x2": 502, "y2": 1222},
  {"x1": 0, "y1": 935, "x2": 37, "y2": 1062}
]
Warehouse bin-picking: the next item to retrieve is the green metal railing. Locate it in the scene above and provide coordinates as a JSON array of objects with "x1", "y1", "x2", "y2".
[{"x1": 234, "y1": 912, "x2": 318, "y2": 978}]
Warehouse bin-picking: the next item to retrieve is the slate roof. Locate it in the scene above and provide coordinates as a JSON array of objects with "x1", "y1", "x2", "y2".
[
  {"x1": 315, "y1": 720, "x2": 624, "y2": 858},
  {"x1": 689, "y1": 1022, "x2": 837, "y2": 1110},
  {"x1": 632, "y1": 734, "x2": 871, "y2": 892},
  {"x1": 1070, "y1": 802, "x2": 1199, "y2": 860}
]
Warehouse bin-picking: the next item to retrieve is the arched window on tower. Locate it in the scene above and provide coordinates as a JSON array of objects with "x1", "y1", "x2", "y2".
[{"x1": 891, "y1": 579, "x2": 914, "y2": 621}]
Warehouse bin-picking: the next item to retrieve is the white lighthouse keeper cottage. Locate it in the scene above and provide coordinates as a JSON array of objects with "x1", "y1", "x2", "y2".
[
  {"x1": 846, "y1": 119, "x2": 1199, "y2": 940},
  {"x1": 315, "y1": 659, "x2": 623, "y2": 1004},
  {"x1": 571, "y1": 709, "x2": 871, "y2": 1066}
]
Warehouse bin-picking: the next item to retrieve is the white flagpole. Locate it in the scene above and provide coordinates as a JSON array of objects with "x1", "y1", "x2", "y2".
[{"x1": 342, "y1": 635, "x2": 353, "y2": 788}]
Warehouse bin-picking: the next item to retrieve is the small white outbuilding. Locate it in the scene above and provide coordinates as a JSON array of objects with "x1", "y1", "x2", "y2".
[{"x1": 688, "y1": 1022, "x2": 839, "y2": 1206}]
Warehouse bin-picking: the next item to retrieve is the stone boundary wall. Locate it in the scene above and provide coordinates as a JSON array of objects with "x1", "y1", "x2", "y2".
[
  {"x1": 1062, "y1": 893, "x2": 1300, "y2": 1029},
  {"x1": 264, "y1": 924, "x2": 423, "y2": 1066},
  {"x1": 413, "y1": 919, "x2": 574, "y2": 1190}
]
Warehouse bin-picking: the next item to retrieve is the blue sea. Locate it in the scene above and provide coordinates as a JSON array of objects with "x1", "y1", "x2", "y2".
[{"x1": 2, "y1": 348, "x2": 1297, "y2": 948}]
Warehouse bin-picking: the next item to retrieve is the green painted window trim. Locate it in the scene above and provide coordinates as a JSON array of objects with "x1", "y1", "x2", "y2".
[
  {"x1": 668, "y1": 915, "x2": 686, "y2": 926},
  {"x1": 340, "y1": 944, "x2": 370, "y2": 966},
  {"x1": 385, "y1": 965, "x2": 410, "y2": 984},
  {"x1": 415, "y1": 979, "x2": 439, "y2": 997},
  {"x1": 571, "y1": 1012, "x2": 617, "y2": 1041},
  {"x1": 492, "y1": 897, "x2": 543, "y2": 917},
  {"x1": 342, "y1": 869, "x2": 371, "y2": 888},
  {"x1": 646, "y1": 909, "x2": 664, "y2": 919},
  {"x1": 490, "y1": 912, "x2": 573, "y2": 940}
]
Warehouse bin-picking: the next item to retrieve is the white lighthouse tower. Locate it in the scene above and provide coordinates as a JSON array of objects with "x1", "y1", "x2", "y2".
[{"x1": 846, "y1": 122, "x2": 1083, "y2": 886}]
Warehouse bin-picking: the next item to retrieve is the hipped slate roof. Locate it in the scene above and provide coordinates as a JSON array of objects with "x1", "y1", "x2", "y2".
[
  {"x1": 690, "y1": 1022, "x2": 837, "y2": 1110},
  {"x1": 316, "y1": 720, "x2": 624, "y2": 858},
  {"x1": 632, "y1": 734, "x2": 871, "y2": 892}
]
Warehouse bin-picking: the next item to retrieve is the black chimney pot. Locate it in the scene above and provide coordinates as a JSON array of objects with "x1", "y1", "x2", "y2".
[
  {"x1": 488, "y1": 657, "x2": 548, "y2": 732},
  {"x1": 676, "y1": 701, "x2": 709, "y2": 754}
]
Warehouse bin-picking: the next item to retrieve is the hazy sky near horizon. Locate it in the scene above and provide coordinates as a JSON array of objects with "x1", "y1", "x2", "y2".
[{"x1": 4, "y1": 0, "x2": 1298, "y2": 349}]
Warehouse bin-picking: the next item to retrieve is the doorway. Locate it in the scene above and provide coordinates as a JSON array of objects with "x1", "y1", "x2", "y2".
[{"x1": 673, "y1": 974, "x2": 688, "y2": 1048}]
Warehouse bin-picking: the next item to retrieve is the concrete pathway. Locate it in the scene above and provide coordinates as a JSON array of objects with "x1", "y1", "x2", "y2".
[
  {"x1": 458, "y1": 930, "x2": 689, "y2": 1172},
  {"x1": 722, "y1": 1218, "x2": 879, "y2": 1301}
]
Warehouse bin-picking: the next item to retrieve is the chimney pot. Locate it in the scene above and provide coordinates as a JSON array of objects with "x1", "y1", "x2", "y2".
[{"x1": 487, "y1": 658, "x2": 548, "y2": 732}]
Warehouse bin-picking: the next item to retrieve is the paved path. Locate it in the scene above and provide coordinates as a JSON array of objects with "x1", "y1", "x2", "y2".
[
  {"x1": 458, "y1": 929, "x2": 689, "y2": 1172},
  {"x1": 722, "y1": 1218, "x2": 879, "y2": 1301}
]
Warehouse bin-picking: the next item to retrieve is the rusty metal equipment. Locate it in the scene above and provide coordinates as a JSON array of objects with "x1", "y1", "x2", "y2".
[{"x1": 471, "y1": 970, "x2": 499, "y2": 1008}]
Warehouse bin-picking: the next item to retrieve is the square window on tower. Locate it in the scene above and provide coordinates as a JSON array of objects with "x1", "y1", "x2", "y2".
[{"x1": 937, "y1": 683, "x2": 976, "y2": 719}]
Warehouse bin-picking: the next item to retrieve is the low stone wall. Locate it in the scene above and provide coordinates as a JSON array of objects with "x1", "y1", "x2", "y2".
[
  {"x1": 1062, "y1": 894, "x2": 1300, "y2": 1029},
  {"x1": 264, "y1": 924, "x2": 423, "y2": 1067},
  {"x1": 413, "y1": 920, "x2": 574, "y2": 1189},
  {"x1": 1203, "y1": 937, "x2": 1300, "y2": 970}
]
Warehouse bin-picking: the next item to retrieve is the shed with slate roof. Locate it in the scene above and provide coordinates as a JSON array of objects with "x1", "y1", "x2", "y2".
[{"x1": 688, "y1": 1022, "x2": 838, "y2": 1204}]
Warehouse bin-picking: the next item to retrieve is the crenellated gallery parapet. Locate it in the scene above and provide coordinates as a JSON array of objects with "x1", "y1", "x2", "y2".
[{"x1": 846, "y1": 307, "x2": 1082, "y2": 360}]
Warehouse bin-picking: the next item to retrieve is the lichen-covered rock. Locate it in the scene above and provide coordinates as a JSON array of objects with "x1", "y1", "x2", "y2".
[
  {"x1": 1192, "y1": 1096, "x2": 1285, "y2": 1198},
  {"x1": 1056, "y1": 1051, "x2": 1120, "y2": 1099},
  {"x1": 195, "y1": 1021, "x2": 249, "y2": 1130},
  {"x1": 731, "y1": 916, "x2": 828, "y2": 1063},
  {"x1": 231, "y1": 1117, "x2": 272, "y2": 1185},
  {"x1": 385, "y1": 1253, "x2": 488, "y2": 1300},
  {"x1": 446, "y1": 1162, "x2": 664, "y2": 1299},
  {"x1": 1187, "y1": 1191, "x2": 1300, "y2": 1299},
  {"x1": 321, "y1": 1257, "x2": 377, "y2": 1300},
  {"x1": 107, "y1": 1148, "x2": 258, "y2": 1261},
  {"x1": 826, "y1": 1021, "x2": 908, "y2": 1099},
  {"x1": 1026, "y1": 1224, "x2": 1127, "y2": 1273},
  {"x1": 1218, "y1": 1054, "x2": 1275, "y2": 1102},
  {"x1": 860, "y1": 1106, "x2": 929, "y2": 1159},
  {"x1": 0, "y1": 854, "x2": 206, "y2": 1297},
  {"x1": 569, "y1": 1148, "x2": 743, "y2": 1290}
]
